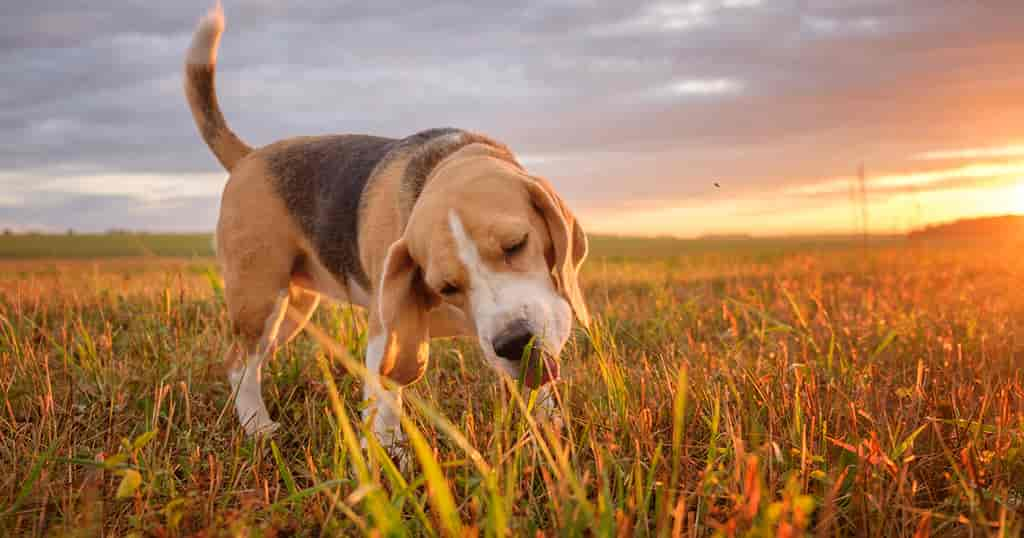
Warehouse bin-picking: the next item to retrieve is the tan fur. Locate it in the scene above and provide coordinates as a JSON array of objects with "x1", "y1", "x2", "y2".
[
  {"x1": 185, "y1": 65, "x2": 253, "y2": 171},
  {"x1": 374, "y1": 239, "x2": 436, "y2": 385},
  {"x1": 185, "y1": 7, "x2": 586, "y2": 440},
  {"x1": 217, "y1": 157, "x2": 301, "y2": 344},
  {"x1": 359, "y1": 145, "x2": 484, "y2": 384},
  {"x1": 213, "y1": 140, "x2": 481, "y2": 385},
  {"x1": 370, "y1": 148, "x2": 587, "y2": 386},
  {"x1": 212, "y1": 136, "x2": 586, "y2": 433},
  {"x1": 522, "y1": 178, "x2": 591, "y2": 326},
  {"x1": 403, "y1": 148, "x2": 561, "y2": 286}
]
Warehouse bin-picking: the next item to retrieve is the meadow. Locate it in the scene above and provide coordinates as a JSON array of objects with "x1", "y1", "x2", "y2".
[{"x1": 1, "y1": 233, "x2": 1022, "y2": 536}]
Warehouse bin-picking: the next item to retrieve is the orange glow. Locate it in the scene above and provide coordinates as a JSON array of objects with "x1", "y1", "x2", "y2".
[
  {"x1": 581, "y1": 153, "x2": 1024, "y2": 237},
  {"x1": 790, "y1": 161, "x2": 1024, "y2": 196},
  {"x1": 1014, "y1": 182, "x2": 1024, "y2": 214}
]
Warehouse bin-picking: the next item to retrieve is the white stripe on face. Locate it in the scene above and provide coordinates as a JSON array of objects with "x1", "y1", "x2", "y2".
[{"x1": 447, "y1": 210, "x2": 572, "y2": 380}]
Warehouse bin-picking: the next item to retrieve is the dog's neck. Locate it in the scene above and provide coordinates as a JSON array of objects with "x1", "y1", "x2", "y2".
[{"x1": 398, "y1": 135, "x2": 521, "y2": 224}]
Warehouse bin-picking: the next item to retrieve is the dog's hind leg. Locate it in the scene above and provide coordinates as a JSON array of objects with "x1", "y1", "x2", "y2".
[
  {"x1": 224, "y1": 286, "x2": 319, "y2": 436},
  {"x1": 217, "y1": 158, "x2": 314, "y2": 435},
  {"x1": 228, "y1": 291, "x2": 290, "y2": 435}
]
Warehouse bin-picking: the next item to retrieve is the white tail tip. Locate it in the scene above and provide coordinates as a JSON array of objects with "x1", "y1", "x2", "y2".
[{"x1": 186, "y1": 1, "x2": 225, "y2": 66}]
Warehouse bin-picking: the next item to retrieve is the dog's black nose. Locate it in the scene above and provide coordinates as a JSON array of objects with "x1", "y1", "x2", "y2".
[{"x1": 493, "y1": 321, "x2": 537, "y2": 362}]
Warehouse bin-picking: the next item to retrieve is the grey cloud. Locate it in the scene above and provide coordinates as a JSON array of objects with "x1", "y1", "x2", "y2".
[
  {"x1": 1, "y1": 0, "x2": 1023, "y2": 232},
  {"x1": 0, "y1": 192, "x2": 219, "y2": 232}
]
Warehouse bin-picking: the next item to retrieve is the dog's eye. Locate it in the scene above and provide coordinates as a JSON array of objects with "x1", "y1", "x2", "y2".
[
  {"x1": 440, "y1": 282, "x2": 460, "y2": 296},
  {"x1": 502, "y1": 233, "x2": 528, "y2": 257}
]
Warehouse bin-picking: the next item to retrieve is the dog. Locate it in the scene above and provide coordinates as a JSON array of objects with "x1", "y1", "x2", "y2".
[{"x1": 184, "y1": 4, "x2": 590, "y2": 451}]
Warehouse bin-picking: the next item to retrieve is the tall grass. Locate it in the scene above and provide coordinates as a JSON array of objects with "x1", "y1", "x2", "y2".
[{"x1": 0, "y1": 239, "x2": 1022, "y2": 535}]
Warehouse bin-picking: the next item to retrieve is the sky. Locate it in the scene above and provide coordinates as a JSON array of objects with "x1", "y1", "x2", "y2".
[{"x1": 2, "y1": 0, "x2": 1023, "y2": 237}]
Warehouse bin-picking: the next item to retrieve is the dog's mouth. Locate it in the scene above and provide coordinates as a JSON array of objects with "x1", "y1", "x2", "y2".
[
  {"x1": 519, "y1": 350, "x2": 559, "y2": 388},
  {"x1": 484, "y1": 344, "x2": 560, "y2": 388}
]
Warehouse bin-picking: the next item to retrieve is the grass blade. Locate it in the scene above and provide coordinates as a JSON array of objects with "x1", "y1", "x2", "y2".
[
  {"x1": 401, "y1": 415, "x2": 465, "y2": 537},
  {"x1": 1, "y1": 441, "x2": 57, "y2": 523},
  {"x1": 270, "y1": 440, "x2": 298, "y2": 497}
]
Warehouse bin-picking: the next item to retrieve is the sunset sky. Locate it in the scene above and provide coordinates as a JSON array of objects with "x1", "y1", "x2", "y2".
[{"x1": 2, "y1": 1, "x2": 1023, "y2": 236}]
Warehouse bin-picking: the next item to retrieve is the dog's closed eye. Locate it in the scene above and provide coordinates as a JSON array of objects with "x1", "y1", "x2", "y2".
[
  {"x1": 502, "y1": 233, "x2": 528, "y2": 258},
  {"x1": 440, "y1": 281, "x2": 461, "y2": 296}
]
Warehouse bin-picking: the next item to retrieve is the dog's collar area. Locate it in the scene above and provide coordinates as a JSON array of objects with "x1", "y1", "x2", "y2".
[{"x1": 396, "y1": 128, "x2": 523, "y2": 220}]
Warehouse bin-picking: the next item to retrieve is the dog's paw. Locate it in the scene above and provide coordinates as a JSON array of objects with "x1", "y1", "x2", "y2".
[
  {"x1": 536, "y1": 407, "x2": 566, "y2": 433},
  {"x1": 385, "y1": 443, "x2": 413, "y2": 473},
  {"x1": 244, "y1": 419, "x2": 281, "y2": 437},
  {"x1": 379, "y1": 431, "x2": 411, "y2": 468},
  {"x1": 360, "y1": 433, "x2": 412, "y2": 475},
  {"x1": 533, "y1": 388, "x2": 566, "y2": 433}
]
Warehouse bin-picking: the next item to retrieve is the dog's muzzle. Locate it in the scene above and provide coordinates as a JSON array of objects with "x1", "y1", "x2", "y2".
[{"x1": 492, "y1": 319, "x2": 559, "y2": 388}]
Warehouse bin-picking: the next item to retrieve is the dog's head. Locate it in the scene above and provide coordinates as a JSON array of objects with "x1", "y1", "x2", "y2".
[{"x1": 377, "y1": 151, "x2": 588, "y2": 388}]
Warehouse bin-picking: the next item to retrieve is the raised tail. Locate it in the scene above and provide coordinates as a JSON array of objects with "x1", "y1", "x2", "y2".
[{"x1": 184, "y1": 2, "x2": 252, "y2": 171}]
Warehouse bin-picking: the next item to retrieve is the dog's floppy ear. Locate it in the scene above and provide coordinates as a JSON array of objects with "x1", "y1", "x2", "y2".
[
  {"x1": 375, "y1": 238, "x2": 438, "y2": 385},
  {"x1": 524, "y1": 177, "x2": 591, "y2": 327}
]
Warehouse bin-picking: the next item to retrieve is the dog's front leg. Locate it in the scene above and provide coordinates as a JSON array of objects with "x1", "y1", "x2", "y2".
[
  {"x1": 533, "y1": 384, "x2": 566, "y2": 432},
  {"x1": 362, "y1": 334, "x2": 406, "y2": 451}
]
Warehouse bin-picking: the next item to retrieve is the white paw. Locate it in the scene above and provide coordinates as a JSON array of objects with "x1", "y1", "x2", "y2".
[
  {"x1": 533, "y1": 388, "x2": 566, "y2": 432},
  {"x1": 359, "y1": 429, "x2": 411, "y2": 473},
  {"x1": 373, "y1": 429, "x2": 407, "y2": 454},
  {"x1": 389, "y1": 444, "x2": 413, "y2": 473},
  {"x1": 378, "y1": 426, "x2": 406, "y2": 449},
  {"x1": 243, "y1": 418, "x2": 281, "y2": 436},
  {"x1": 537, "y1": 407, "x2": 566, "y2": 432}
]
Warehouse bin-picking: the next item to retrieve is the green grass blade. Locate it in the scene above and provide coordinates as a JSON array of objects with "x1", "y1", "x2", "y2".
[
  {"x1": 270, "y1": 440, "x2": 298, "y2": 497},
  {"x1": 1, "y1": 441, "x2": 57, "y2": 523},
  {"x1": 316, "y1": 355, "x2": 400, "y2": 534},
  {"x1": 400, "y1": 415, "x2": 464, "y2": 537}
]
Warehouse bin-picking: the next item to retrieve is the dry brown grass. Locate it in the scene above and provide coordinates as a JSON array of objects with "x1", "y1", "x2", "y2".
[{"x1": 1, "y1": 238, "x2": 1023, "y2": 536}]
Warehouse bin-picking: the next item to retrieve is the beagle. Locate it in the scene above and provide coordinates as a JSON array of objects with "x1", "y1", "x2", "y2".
[{"x1": 184, "y1": 5, "x2": 589, "y2": 449}]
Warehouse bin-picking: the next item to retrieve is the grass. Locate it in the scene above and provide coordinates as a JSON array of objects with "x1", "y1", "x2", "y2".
[
  {"x1": 1, "y1": 235, "x2": 1023, "y2": 536},
  {"x1": 0, "y1": 233, "x2": 213, "y2": 259}
]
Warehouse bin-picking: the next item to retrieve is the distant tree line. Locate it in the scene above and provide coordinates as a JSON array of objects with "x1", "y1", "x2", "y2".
[{"x1": 908, "y1": 215, "x2": 1024, "y2": 241}]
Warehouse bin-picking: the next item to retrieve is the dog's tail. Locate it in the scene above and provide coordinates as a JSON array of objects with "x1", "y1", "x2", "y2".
[{"x1": 184, "y1": 2, "x2": 252, "y2": 172}]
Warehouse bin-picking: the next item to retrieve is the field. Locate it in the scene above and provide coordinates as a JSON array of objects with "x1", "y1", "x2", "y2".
[{"x1": 1, "y1": 234, "x2": 1023, "y2": 536}]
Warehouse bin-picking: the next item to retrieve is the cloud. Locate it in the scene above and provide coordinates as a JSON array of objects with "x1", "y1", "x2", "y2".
[
  {"x1": 791, "y1": 161, "x2": 1024, "y2": 196},
  {"x1": 659, "y1": 78, "x2": 743, "y2": 97},
  {"x1": 1, "y1": 0, "x2": 1023, "y2": 235},
  {"x1": 0, "y1": 192, "x2": 219, "y2": 233},
  {"x1": 588, "y1": 0, "x2": 764, "y2": 36},
  {"x1": 801, "y1": 15, "x2": 886, "y2": 38},
  {"x1": 913, "y1": 144, "x2": 1024, "y2": 161}
]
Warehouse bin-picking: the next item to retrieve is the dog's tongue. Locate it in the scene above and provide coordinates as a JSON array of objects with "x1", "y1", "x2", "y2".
[{"x1": 522, "y1": 350, "x2": 559, "y2": 388}]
